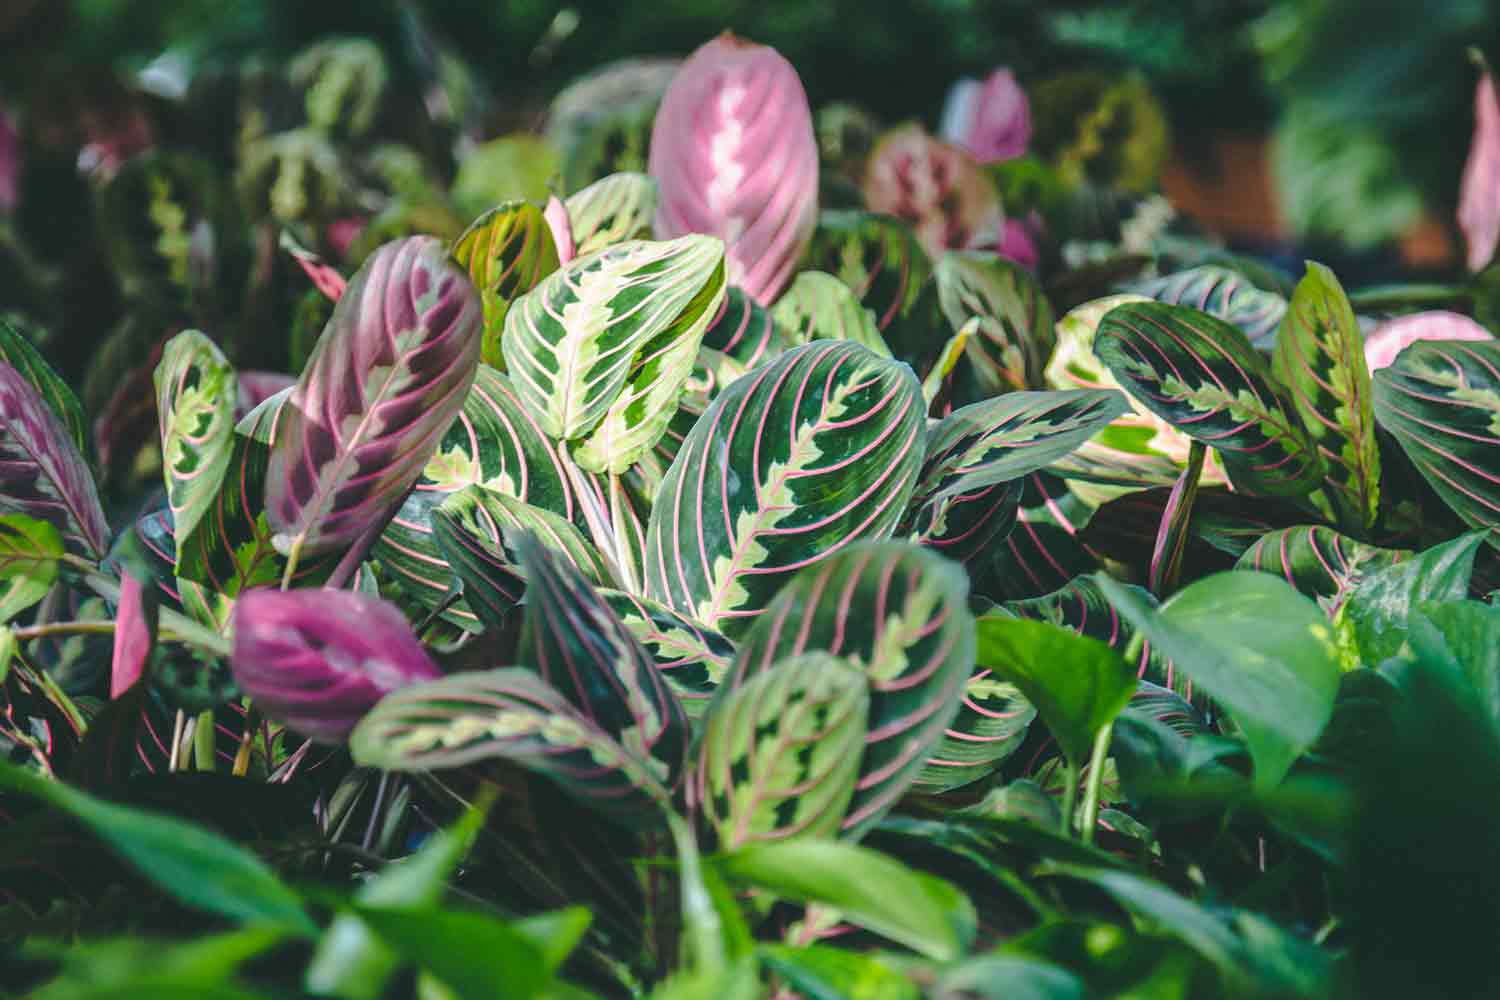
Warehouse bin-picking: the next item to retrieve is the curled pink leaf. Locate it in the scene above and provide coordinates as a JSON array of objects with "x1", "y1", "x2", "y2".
[
  {"x1": 863, "y1": 123, "x2": 1003, "y2": 259},
  {"x1": 109, "y1": 572, "x2": 153, "y2": 699},
  {"x1": 997, "y1": 216, "x2": 1040, "y2": 271},
  {"x1": 940, "y1": 67, "x2": 1031, "y2": 164},
  {"x1": 1460, "y1": 70, "x2": 1500, "y2": 273},
  {"x1": 231, "y1": 587, "x2": 443, "y2": 743},
  {"x1": 1364, "y1": 310, "x2": 1495, "y2": 373},
  {"x1": 649, "y1": 32, "x2": 818, "y2": 306},
  {"x1": 544, "y1": 195, "x2": 575, "y2": 264}
]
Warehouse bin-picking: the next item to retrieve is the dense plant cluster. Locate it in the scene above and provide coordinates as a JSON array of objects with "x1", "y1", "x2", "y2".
[{"x1": 4, "y1": 22, "x2": 1500, "y2": 1000}]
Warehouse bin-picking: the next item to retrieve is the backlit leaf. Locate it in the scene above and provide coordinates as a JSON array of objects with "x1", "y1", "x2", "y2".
[
  {"x1": 0, "y1": 513, "x2": 62, "y2": 624},
  {"x1": 155, "y1": 331, "x2": 237, "y2": 549},
  {"x1": 771, "y1": 270, "x2": 890, "y2": 358},
  {"x1": 450, "y1": 200, "x2": 560, "y2": 369},
  {"x1": 565, "y1": 171, "x2": 657, "y2": 257}
]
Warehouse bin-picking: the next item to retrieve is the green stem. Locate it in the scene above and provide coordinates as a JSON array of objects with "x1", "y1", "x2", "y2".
[
  {"x1": 232, "y1": 705, "x2": 260, "y2": 777},
  {"x1": 279, "y1": 538, "x2": 303, "y2": 591},
  {"x1": 1059, "y1": 760, "x2": 1080, "y2": 837},
  {"x1": 193, "y1": 709, "x2": 217, "y2": 772},
  {"x1": 1080, "y1": 723, "x2": 1114, "y2": 846},
  {"x1": 667, "y1": 814, "x2": 724, "y2": 975}
]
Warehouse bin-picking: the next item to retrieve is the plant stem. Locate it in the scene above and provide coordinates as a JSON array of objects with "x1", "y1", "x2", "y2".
[
  {"x1": 667, "y1": 814, "x2": 724, "y2": 975},
  {"x1": 1080, "y1": 723, "x2": 1114, "y2": 846},
  {"x1": 232, "y1": 706, "x2": 260, "y2": 777},
  {"x1": 167, "y1": 710, "x2": 187, "y2": 773},
  {"x1": 79, "y1": 571, "x2": 231, "y2": 657},
  {"x1": 1059, "y1": 760, "x2": 1080, "y2": 837},
  {"x1": 279, "y1": 538, "x2": 303, "y2": 591},
  {"x1": 193, "y1": 710, "x2": 217, "y2": 771}
]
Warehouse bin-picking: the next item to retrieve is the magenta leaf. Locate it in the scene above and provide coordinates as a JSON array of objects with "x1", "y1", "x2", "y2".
[
  {"x1": 109, "y1": 572, "x2": 156, "y2": 700},
  {"x1": 939, "y1": 67, "x2": 1031, "y2": 165},
  {"x1": 1460, "y1": 68, "x2": 1500, "y2": 272}
]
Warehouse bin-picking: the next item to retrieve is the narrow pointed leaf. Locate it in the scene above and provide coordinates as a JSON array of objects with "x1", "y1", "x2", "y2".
[
  {"x1": 0, "y1": 513, "x2": 61, "y2": 623},
  {"x1": 598, "y1": 588, "x2": 735, "y2": 716},
  {"x1": 451, "y1": 200, "x2": 560, "y2": 369},
  {"x1": 350, "y1": 667, "x2": 668, "y2": 824},
  {"x1": 936, "y1": 251, "x2": 1055, "y2": 391},
  {"x1": 644, "y1": 341, "x2": 925, "y2": 637},
  {"x1": 515, "y1": 534, "x2": 688, "y2": 790},
  {"x1": 155, "y1": 331, "x2": 238, "y2": 548},
  {"x1": 702, "y1": 285, "x2": 787, "y2": 369},
  {"x1": 280, "y1": 228, "x2": 347, "y2": 301},
  {"x1": 1236, "y1": 526, "x2": 1411, "y2": 619},
  {"x1": 1372, "y1": 339, "x2": 1500, "y2": 542},
  {"x1": 266, "y1": 236, "x2": 482, "y2": 565},
  {"x1": 700, "y1": 651, "x2": 869, "y2": 849},
  {"x1": 1272, "y1": 262, "x2": 1380, "y2": 531},
  {"x1": 1127, "y1": 265, "x2": 1288, "y2": 348},
  {"x1": 771, "y1": 271, "x2": 890, "y2": 358},
  {"x1": 725, "y1": 542, "x2": 974, "y2": 835},
  {"x1": 1148, "y1": 441, "x2": 1206, "y2": 595},
  {"x1": 922, "y1": 319, "x2": 976, "y2": 411},
  {"x1": 0, "y1": 363, "x2": 110, "y2": 560},
  {"x1": 0, "y1": 318, "x2": 91, "y2": 466},
  {"x1": 430, "y1": 485, "x2": 611, "y2": 630},
  {"x1": 565, "y1": 172, "x2": 657, "y2": 257},
  {"x1": 1095, "y1": 301, "x2": 1324, "y2": 496}
]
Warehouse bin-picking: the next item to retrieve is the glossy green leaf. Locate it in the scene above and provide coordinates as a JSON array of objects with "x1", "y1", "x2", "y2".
[
  {"x1": 1236, "y1": 525, "x2": 1411, "y2": 619},
  {"x1": 1128, "y1": 265, "x2": 1288, "y2": 348},
  {"x1": 716, "y1": 840, "x2": 976, "y2": 961},
  {"x1": 431, "y1": 485, "x2": 612, "y2": 630},
  {"x1": 936, "y1": 250, "x2": 1055, "y2": 391},
  {"x1": 349, "y1": 904, "x2": 552, "y2": 1000},
  {"x1": 0, "y1": 513, "x2": 61, "y2": 623},
  {"x1": 974, "y1": 617, "x2": 1134, "y2": 768},
  {"x1": 759, "y1": 945, "x2": 920, "y2": 1000},
  {"x1": 726, "y1": 542, "x2": 974, "y2": 833},
  {"x1": 154, "y1": 331, "x2": 237, "y2": 549},
  {"x1": 1273, "y1": 262, "x2": 1381, "y2": 531},
  {"x1": 1409, "y1": 600, "x2": 1500, "y2": 740},
  {"x1": 0, "y1": 760, "x2": 313, "y2": 932},
  {"x1": 0, "y1": 317, "x2": 91, "y2": 467},
  {"x1": 503, "y1": 234, "x2": 727, "y2": 474},
  {"x1": 1100, "y1": 571, "x2": 1341, "y2": 790},
  {"x1": 1342, "y1": 531, "x2": 1486, "y2": 664},
  {"x1": 700, "y1": 651, "x2": 868, "y2": 848},
  {"x1": 599, "y1": 587, "x2": 736, "y2": 716},
  {"x1": 450, "y1": 200, "x2": 561, "y2": 370},
  {"x1": 702, "y1": 285, "x2": 787, "y2": 370},
  {"x1": 806, "y1": 210, "x2": 934, "y2": 340},
  {"x1": 645, "y1": 341, "x2": 924, "y2": 638},
  {"x1": 1095, "y1": 301, "x2": 1323, "y2": 496},
  {"x1": 771, "y1": 270, "x2": 890, "y2": 358},
  {"x1": 932, "y1": 955, "x2": 1087, "y2": 1000},
  {"x1": 916, "y1": 666, "x2": 1036, "y2": 794},
  {"x1": 565, "y1": 172, "x2": 658, "y2": 256},
  {"x1": 1372, "y1": 339, "x2": 1500, "y2": 542}
]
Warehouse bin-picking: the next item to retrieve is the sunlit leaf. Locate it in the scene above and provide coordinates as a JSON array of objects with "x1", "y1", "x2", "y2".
[
  {"x1": 450, "y1": 200, "x2": 560, "y2": 369},
  {"x1": 564, "y1": 171, "x2": 657, "y2": 256}
]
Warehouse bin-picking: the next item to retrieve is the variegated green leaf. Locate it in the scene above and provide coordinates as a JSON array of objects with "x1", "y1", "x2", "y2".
[
  {"x1": 907, "y1": 390, "x2": 1129, "y2": 563},
  {"x1": 431, "y1": 485, "x2": 612, "y2": 630},
  {"x1": 971, "y1": 474, "x2": 1100, "y2": 602},
  {"x1": 0, "y1": 514, "x2": 62, "y2": 624},
  {"x1": 702, "y1": 285, "x2": 787, "y2": 370},
  {"x1": 700, "y1": 651, "x2": 867, "y2": 849},
  {"x1": 644, "y1": 341, "x2": 925, "y2": 637},
  {"x1": 564, "y1": 172, "x2": 657, "y2": 256},
  {"x1": 350, "y1": 667, "x2": 669, "y2": 824},
  {"x1": 723, "y1": 542, "x2": 974, "y2": 836},
  {"x1": 1272, "y1": 262, "x2": 1381, "y2": 532},
  {"x1": 154, "y1": 331, "x2": 237, "y2": 549},
  {"x1": 451, "y1": 200, "x2": 561, "y2": 369},
  {"x1": 374, "y1": 366, "x2": 577, "y2": 631},
  {"x1": 503, "y1": 235, "x2": 727, "y2": 473},
  {"x1": 915, "y1": 668, "x2": 1035, "y2": 794},
  {"x1": 771, "y1": 271, "x2": 890, "y2": 358},
  {"x1": 806, "y1": 210, "x2": 935, "y2": 345},
  {"x1": 598, "y1": 588, "x2": 735, "y2": 717},
  {"x1": 1236, "y1": 525, "x2": 1411, "y2": 619},
  {"x1": 1095, "y1": 301, "x2": 1324, "y2": 496},
  {"x1": 0, "y1": 319, "x2": 91, "y2": 468},
  {"x1": 515, "y1": 534, "x2": 689, "y2": 790},
  {"x1": 936, "y1": 250, "x2": 1055, "y2": 392},
  {"x1": 922, "y1": 319, "x2": 976, "y2": 412},
  {"x1": 1373, "y1": 339, "x2": 1500, "y2": 544},
  {"x1": 1128, "y1": 265, "x2": 1288, "y2": 349}
]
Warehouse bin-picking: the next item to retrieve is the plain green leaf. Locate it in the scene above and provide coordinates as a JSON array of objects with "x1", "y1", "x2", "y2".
[
  {"x1": 932, "y1": 954, "x2": 1087, "y2": 1000},
  {"x1": 1099, "y1": 571, "x2": 1340, "y2": 791},
  {"x1": 0, "y1": 513, "x2": 63, "y2": 623},
  {"x1": 715, "y1": 840, "x2": 976, "y2": 961},
  {"x1": 350, "y1": 904, "x2": 552, "y2": 1000},
  {"x1": 759, "y1": 944, "x2": 919, "y2": 1000},
  {"x1": 1342, "y1": 532, "x2": 1486, "y2": 664},
  {"x1": 648, "y1": 958, "x2": 761, "y2": 1000},
  {"x1": 974, "y1": 617, "x2": 1135, "y2": 768},
  {"x1": 1409, "y1": 600, "x2": 1500, "y2": 740}
]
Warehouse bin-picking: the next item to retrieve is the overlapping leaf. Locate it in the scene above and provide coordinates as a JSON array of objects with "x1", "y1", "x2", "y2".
[
  {"x1": 564, "y1": 172, "x2": 657, "y2": 257},
  {"x1": 450, "y1": 200, "x2": 560, "y2": 368},
  {"x1": 806, "y1": 210, "x2": 934, "y2": 338},
  {"x1": 1372, "y1": 339, "x2": 1500, "y2": 543},
  {"x1": 1095, "y1": 301, "x2": 1324, "y2": 496},
  {"x1": 1236, "y1": 526, "x2": 1411, "y2": 619},
  {"x1": 0, "y1": 363, "x2": 110, "y2": 560},
  {"x1": 598, "y1": 588, "x2": 735, "y2": 716},
  {"x1": 154, "y1": 331, "x2": 237, "y2": 549},
  {"x1": 0, "y1": 514, "x2": 61, "y2": 623},
  {"x1": 701, "y1": 285, "x2": 787, "y2": 369},
  {"x1": 1272, "y1": 262, "x2": 1381, "y2": 531},
  {"x1": 700, "y1": 651, "x2": 869, "y2": 848},
  {"x1": 723, "y1": 542, "x2": 975, "y2": 835},
  {"x1": 1127, "y1": 265, "x2": 1288, "y2": 348},
  {"x1": 916, "y1": 665, "x2": 1035, "y2": 794},
  {"x1": 644, "y1": 341, "x2": 925, "y2": 637},
  {"x1": 771, "y1": 271, "x2": 890, "y2": 358},
  {"x1": 266, "y1": 237, "x2": 482, "y2": 572},
  {"x1": 972, "y1": 474, "x2": 1101, "y2": 602},
  {"x1": 431, "y1": 486, "x2": 611, "y2": 630},
  {"x1": 936, "y1": 250, "x2": 1055, "y2": 392},
  {"x1": 350, "y1": 667, "x2": 669, "y2": 824},
  {"x1": 0, "y1": 319, "x2": 91, "y2": 467},
  {"x1": 502, "y1": 234, "x2": 726, "y2": 474}
]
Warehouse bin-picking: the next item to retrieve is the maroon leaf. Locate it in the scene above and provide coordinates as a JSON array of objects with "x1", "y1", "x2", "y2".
[{"x1": 109, "y1": 573, "x2": 156, "y2": 700}]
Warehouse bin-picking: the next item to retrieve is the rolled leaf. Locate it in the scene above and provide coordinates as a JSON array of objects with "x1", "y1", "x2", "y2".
[
  {"x1": 724, "y1": 542, "x2": 975, "y2": 835},
  {"x1": 451, "y1": 201, "x2": 560, "y2": 369},
  {"x1": 1094, "y1": 301, "x2": 1323, "y2": 496},
  {"x1": 701, "y1": 285, "x2": 786, "y2": 369},
  {"x1": 770, "y1": 271, "x2": 890, "y2": 357},
  {"x1": 545, "y1": 196, "x2": 575, "y2": 264},
  {"x1": 0, "y1": 319, "x2": 91, "y2": 466},
  {"x1": 1372, "y1": 339, "x2": 1500, "y2": 542},
  {"x1": 155, "y1": 331, "x2": 237, "y2": 549},
  {"x1": 0, "y1": 514, "x2": 62, "y2": 624},
  {"x1": 643, "y1": 341, "x2": 925, "y2": 637},
  {"x1": 0, "y1": 363, "x2": 110, "y2": 560},
  {"x1": 700, "y1": 651, "x2": 869, "y2": 849},
  {"x1": 515, "y1": 534, "x2": 688, "y2": 788},
  {"x1": 231, "y1": 587, "x2": 443, "y2": 743},
  {"x1": 501, "y1": 234, "x2": 726, "y2": 474},
  {"x1": 350, "y1": 667, "x2": 668, "y2": 824},
  {"x1": 109, "y1": 572, "x2": 156, "y2": 699},
  {"x1": 863, "y1": 124, "x2": 1003, "y2": 259},
  {"x1": 565, "y1": 172, "x2": 657, "y2": 256},
  {"x1": 430, "y1": 485, "x2": 611, "y2": 630},
  {"x1": 266, "y1": 236, "x2": 482, "y2": 569},
  {"x1": 1236, "y1": 525, "x2": 1411, "y2": 619},
  {"x1": 1272, "y1": 262, "x2": 1381, "y2": 532},
  {"x1": 598, "y1": 588, "x2": 735, "y2": 716},
  {"x1": 1363, "y1": 311, "x2": 1494, "y2": 373},
  {"x1": 935, "y1": 251, "x2": 1055, "y2": 392},
  {"x1": 650, "y1": 33, "x2": 818, "y2": 305},
  {"x1": 1460, "y1": 68, "x2": 1500, "y2": 272},
  {"x1": 1127, "y1": 266, "x2": 1287, "y2": 349}
]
